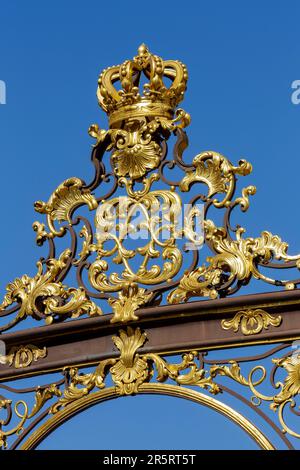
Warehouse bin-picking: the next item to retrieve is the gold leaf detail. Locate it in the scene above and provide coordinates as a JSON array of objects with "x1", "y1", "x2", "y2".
[
  {"x1": 73, "y1": 226, "x2": 95, "y2": 266},
  {"x1": 221, "y1": 309, "x2": 282, "y2": 336},
  {"x1": 180, "y1": 152, "x2": 252, "y2": 208},
  {"x1": 110, "y1": 327, "x2": 148, "y2": 395},
  {"x1": 34, "y1": 178, "x2": 98, "y2": 238},
  {"x1": 109, "y1": 286, "x2": 152, "y2": 323},
  {"x1": 271, "y1": 356, "x2": 300, "y2": 410},
  {"x1": 0, "y1": 344, "x2": 47, "y2": 369},
  {"x1": 48, "y1": 329, "x2": 221, "y2": 417},
  {"x1": 169, "y1": 218, "x2": 300, "y2": 304},
  {"x1": 0, "y1": 249, "x2": 102, "y2": 329},
  {"x1": 112, "y1": 141, "x2": 161, "y2": 180},
  {"x1": 210, "y1": 361, "x2": 249, "y2": 386}
]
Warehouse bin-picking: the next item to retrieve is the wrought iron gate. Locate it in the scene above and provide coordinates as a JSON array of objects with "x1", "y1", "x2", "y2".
[{"x1": 1, "y1": 45, "x2": 300, "y2": 450}]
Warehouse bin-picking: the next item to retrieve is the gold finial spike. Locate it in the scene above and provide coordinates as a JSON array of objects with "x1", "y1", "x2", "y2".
[{"x1": 137, "y1": 43, "x2": 149, "y2": 55}]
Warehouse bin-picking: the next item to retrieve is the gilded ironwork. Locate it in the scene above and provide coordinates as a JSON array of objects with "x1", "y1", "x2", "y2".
[
  {"x1": 20, "y1": 385, "x2": 275, "y2": 451},
  {"x1": 0, "y1": 383, "x2": 61, "y2": 448},
  {"x1": 96, "y1": 43, "x2": 188, "y2": 127},
  {"x1": 34, "y1": 178, "x2": 98, "y2": 240},
  {"x1": 221, "y1": 309, "x2": 282, "y2": 336},
  {"x1": 209, "y1": 352, "x2": 300, "y2": 439},
  {"x1": 0, "y1": 327, "x2": 219, "y2": 447},
  {"x1": 51, "y1": 326, "x2": 219, "y2": 412},
  {"x1": 0, "y1": 345, "x2": 47, "y2": 369},
  {"x1": 1, "y1": 45, "x2": 300, "y2": 450},
  {"x1": 0, "y1": 249, "x2": 102, "y2": 330},
  {"x1": 1, "y1": 331, "x2": 300, "y2": 449},
  {"x1": 0, "y1": 44, "x2": 300, "y2": 332}
]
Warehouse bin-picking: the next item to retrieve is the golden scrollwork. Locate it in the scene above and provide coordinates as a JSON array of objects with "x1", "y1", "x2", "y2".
[
  {"x1": 108, "y1": 286, "x2": 153, "y2": 323},
  {"x1": 0, "y1": 383, "x2": 61, "y2": 449},
  {"x1": 2, "y1": 44, "x2": 300, "y2": 332},
  {"x1": 33, "y1": 177, "x2": 98, "y2": 240},
  {"x1": 88, "y1": 184, "x2": 183, "y2": 322},
  {"x1": 180, "y1": 152, "x2": 253, "y2": 207},
  {"x1": 169, "y1": 217, "x2": 300, "y2": 303},
  {"x1": 0, "y1": 344, "x2": 47, "y2": 369},
  {"x1": 0, "y1": 249, "x2": 102, "y2": 329},
  {"x1": 50, "y1": 327, "x2": 220, "y2": 416},
  {"x1": 207, "y1": 353, "x2": 300, "y2": 439},
  {"x1": 221, "y1": 309, "x2": 282, "y2": 336},
  {"x1": 1, "y1": 328, "x2": 300, "y2": 447}
]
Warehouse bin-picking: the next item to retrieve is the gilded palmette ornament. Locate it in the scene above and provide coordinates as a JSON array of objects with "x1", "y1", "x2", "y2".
[
  {"x1": 49, "y1": 327, "x2": 220, "y2": 414},
  {"x1": 221, "y1": 309, "x2": 282, "y2": 336},
  {"x1": 110, "y1": 327, "x2": 149, "y2": 394}
]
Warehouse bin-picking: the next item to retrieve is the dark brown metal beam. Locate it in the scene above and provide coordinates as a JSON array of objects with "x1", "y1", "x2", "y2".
[{"x1": 1, "y1": 288, "x2": 300, "y2": 382}]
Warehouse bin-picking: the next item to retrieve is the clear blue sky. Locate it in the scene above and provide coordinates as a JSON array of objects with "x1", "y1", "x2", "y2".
[{"x1": 1, "y1": 1, "x2": 300, "y2": 449}]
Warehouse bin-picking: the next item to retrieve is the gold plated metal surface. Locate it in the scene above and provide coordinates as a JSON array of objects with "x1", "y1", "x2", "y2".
[
  {"x1": 0, "y1": 46, "x2": 300, "y2": 451},
  {"x1": 20, "y1": 384, "x2": 275, "y2": 451},
  {"x1": 1, "y1": 327, "x2": 299, "y2": 449},
  {"x1": 221, "y1": 309, "x2": 282, "y2": 336},
  {"x1": 0, "y1": 345, "x2": 47, "y2": 369},
  {"x1": 1, "y1": 45, "x2": 300, "y2": 330}
]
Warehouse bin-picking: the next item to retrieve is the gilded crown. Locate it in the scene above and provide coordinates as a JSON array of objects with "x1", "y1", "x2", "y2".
[{"x1": 97, "y1": 44, "x2": 188, "y2": 128}]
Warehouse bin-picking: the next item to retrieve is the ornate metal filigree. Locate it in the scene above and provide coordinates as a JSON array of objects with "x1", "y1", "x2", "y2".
[
  {"x1": 2, "y1": 332, "x2": 300, "y2": 448},
  {"x1": 0, "y1": 250, "x2": 102, "y2": 330},
  {"x1": 0, "y1": 345, "x2": 47, "y2": 369},
  {"x1": 221, "y1": 309, "x2": 282, "y2": 336},
  {"x1": 208, "y1": 352, "x2": 300, "y2": 439},
  {"x1": 168, "y1": 218, "x2": 300, "y2": 303},
  {"x1": 51, "y1": 327, "x2": 220, "y2": 412},
  {"x1": 89, "y1": 112, "x2": 189, "y2": 180},
  {"x1": 0, "y1": 327, "x2": 222, "y2": 448},
  {"x1": 0, "y1": 383, "x2": 61, "y2": 448},
  {"x1": 108, "y1": 287, "x2": 153, "y2": 323},
  {"x1": 179, "y1": 151, "x2": 253, "y2": 206},
  {"x1": 34, "y1": 178, "x2": 98, "y2": 240},
  {"x1": 1, "y1": 44, "x2": 300, "y2": 333}
]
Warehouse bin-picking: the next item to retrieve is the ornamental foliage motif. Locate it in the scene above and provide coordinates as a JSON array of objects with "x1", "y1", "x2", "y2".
[
  {"x1": 1, "y1": 329, "x2": 300, "y2": 448},
  {"x1": 0, "y1": 45, "x2": 300, "y2": 330},
  {"x1": 1, "y1": 45, "x2": 300, "y2": 450}
]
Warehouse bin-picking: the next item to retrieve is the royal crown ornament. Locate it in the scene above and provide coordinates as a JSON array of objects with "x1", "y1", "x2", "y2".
[
  {"x1": 89, "y1": 45, "x2": 191, "y2": 179},
  {"x1": 97, "y1": 44, "x2": 189, "y2": 127}
]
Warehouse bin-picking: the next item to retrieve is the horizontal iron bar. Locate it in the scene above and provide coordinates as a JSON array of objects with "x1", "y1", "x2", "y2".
[{"x1": 1, "y1": 288, "x2": 300, "y2": 381}]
